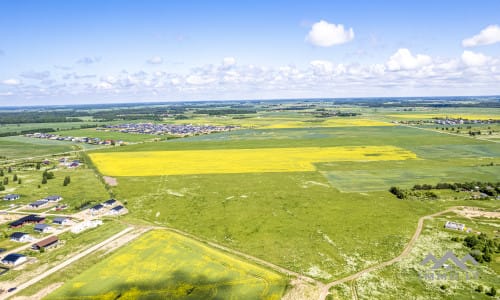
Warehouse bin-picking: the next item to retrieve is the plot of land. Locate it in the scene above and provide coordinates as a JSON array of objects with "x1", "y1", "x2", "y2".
[
  {"x1": 48, "y1": 230, "x2": 286, "y2": 300},
  {"x1": 387, "y1": 113, "x2": 499, "y2": 120},
  {"x1": 89, "y1": 146, "x2": 417, "y2": 176},
  {"x1": 262, "y1": 119, "x2": 393, "y2": 129}
]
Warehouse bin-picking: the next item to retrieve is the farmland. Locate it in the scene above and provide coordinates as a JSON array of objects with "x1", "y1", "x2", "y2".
[
  {"x1": 48, "y1": 230, "x2": 287, "y2": 300},
  {"x1": 88, "y1": 145, "x2": 417, "y2": 176},
  {"x1": 0, "y1": 99, "x2": 498, "y2": 300}
]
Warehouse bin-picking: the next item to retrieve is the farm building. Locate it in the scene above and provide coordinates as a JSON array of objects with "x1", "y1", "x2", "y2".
[
  {"x1": 10, "y1": 232, "x2": 31, "y2": 242},
  {"x1": 1, "y1": 253, "x2": 27, "y2": 266},
  {"x1": 90, "y1": 204, "x2": 104, "y2": 213},
  {"x1": 34, "y1": 224, "x2": 52, "y2": 233},
  {"x1": 9, "y1": 215, "x2": 45, "y2": 228},
  {"x1": 29, "y1": 200, "x2": 49, "y2": 209},
  {"x1": 32, "y1": 236, "x2": 59, "y2": 250},
  {"x1": 45, "y1": 195, "x2": 62, "y2": 202},
  {"x1": 109, "y1": 205, "x2": 125, "y2": 215},
  {"x1": 53, "y1": 217, "x2": 71, "y2": 225},
  {"x1": 3, "y1": 194, "x2": 20, "y2": 201},
  {"x1": 444, "y1": 221, "x2": 465, "y2": 231},
  {"x1": 103, "y1": 199, "x2": 117, "y2": 206}
]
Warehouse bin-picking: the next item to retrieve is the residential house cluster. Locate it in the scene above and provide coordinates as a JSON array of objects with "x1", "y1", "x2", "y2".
[
  {"x1": 24, "y1": 133, "x2": 124, "y2": 146},
  {"x1": 100, "y1": 122, "x2": 237, "y2": 136},
  {"x1": 28, "y1": 195, "x2": 63, "y2": 209},
  {"x1": 89, "y1": 199, "x2": 126, "y2": 216}
]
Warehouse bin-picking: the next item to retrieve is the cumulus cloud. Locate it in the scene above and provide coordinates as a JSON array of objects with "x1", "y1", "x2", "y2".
[
  {"x1": 386, "y1": 48, "x2": 432, "y2": 71},
  {"x1": 20, "y1": 70, "x2": 51, "y2": 80},
  {"x1": 462, "y1": 25, "x2": 500, "y2": 47},
  {"x1": 2, "y1": 78, "x2": 21, "y2": 86},
  {"x1": 306, "y1": 20, "x2": 354, "y2": 47},
  {"x1": 76, "y1": 56, "x2": 101, "y2": 65},
  {"x1": 461, "y1": 50, "x2": 491, "y2": 67},
  {"x1": 147, "y1": 56, "x2": 163, "y2": 64}
]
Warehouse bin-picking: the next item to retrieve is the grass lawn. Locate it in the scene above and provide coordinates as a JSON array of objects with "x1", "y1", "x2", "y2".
[{"x1": 47, "y1": 230, "x2": 287, "y2": 300}]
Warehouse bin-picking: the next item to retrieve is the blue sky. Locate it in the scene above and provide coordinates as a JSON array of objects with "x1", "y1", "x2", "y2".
[{"x1": 1, "y1": 0, "x2": 500, "y2": 105}]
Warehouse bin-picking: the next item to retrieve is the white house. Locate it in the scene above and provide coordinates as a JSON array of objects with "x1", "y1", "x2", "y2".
[
  {"x1": 53, "y1": 217, "x2": 71, "y2": 226},
  {"x1": 10, "y1": 232, "x2": 31, "y2": 242},
  {"x1": 1, "y1": 253, "x2": 27, "y2": 266},
  {"x1": 34, "y1": 224, "x2": 52, "y2": 233},
  {"x1": 444, "y1": 221, "x2": 465, "y2": 231}
]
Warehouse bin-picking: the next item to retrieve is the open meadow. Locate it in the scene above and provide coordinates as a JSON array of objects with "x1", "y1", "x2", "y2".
[{"x1": 87, "y1": 120, "x2": 500, "y2": 283}]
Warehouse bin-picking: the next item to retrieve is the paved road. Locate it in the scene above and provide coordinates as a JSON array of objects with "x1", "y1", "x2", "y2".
[
  {"x1": 2, "y1": 226, "x2": 134, "y2": 300},
  {"x1": 318, "y1": 207, "x2": 457, "y2": 300}
]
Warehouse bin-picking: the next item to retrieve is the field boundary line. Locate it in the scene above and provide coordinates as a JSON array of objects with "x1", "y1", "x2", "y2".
[
  {"x1": 398, "y1": 124, "x2": 500, "y2": 143},
  {"x1": 154, "y1": 226, "x2": 322, "y2": 286}
]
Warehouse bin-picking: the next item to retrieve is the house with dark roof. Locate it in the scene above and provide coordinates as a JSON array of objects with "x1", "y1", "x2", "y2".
[
  {"x1": 32, "y1": 236, "x2": 59, "y2": 250},
  {"x1": 1, "y1": 253, "x2": 27, "y2": 266},
  {"x1": 9, "y1": 215, "x2": 45, "y2": 228},
  {"x1": 103, "y1": 199, "x2": 117, "y2": 206},
  {"x1": 45, "y1": 195, "x2": 62, "y2": 202},
  {"x1": 29, "y1": 200, "x2": 49, "y2": 209},
  {"x1": 3, "y1": 194, "x2": 20, "y2": 201},
  {"x1": 89, "y1": 204, "x2": 104, "y2": 213},
  {"x1": 53, "y1": 217, "x2": 70, "y2": 225},
  {"x1": 34, "y1": 224, "x2": 51, "y2": 233},
  {"x1": 109, "y1": 205, "x2": 125, "y2": 215},
  {"x1": 10, "y1": 232, "x2": 31, "y2": 242}
]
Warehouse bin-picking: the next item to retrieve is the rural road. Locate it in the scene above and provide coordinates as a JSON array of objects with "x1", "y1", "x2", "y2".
[
  {"x1": 318, "y1": 207, "x2": 457, "y2": 300},
  {"x1": 2, "y1": 226, "x2": 134, "y2": 300}
]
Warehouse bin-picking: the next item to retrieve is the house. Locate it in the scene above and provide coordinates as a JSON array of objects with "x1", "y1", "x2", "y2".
[
  {"x1": 109, "y1": 205, "x2": 125, "y2": 215},
  {"x1": 10, "y1": 232, "x2": 31, "y2": 242},
  {"x1": 89, "y1": 204, "x2": 104, "y2": 213},
  {"x1": 444, "y1": 221, "x2": 465, "y2": 231},
  {"x1": 34, "y1": 224, "x2": 51, "y2": 233},
  {"x1": 29, "y1": 200, "x2": 49, "y2": 209},
  {"x1": 103, "y1": 199, "x2": 117, "y2": 207},
  {"x1": 32, "y1": 236, "x2": 59, "y2": 250},
  {"x1": 68, "y1": 162, "x2": 79, "y2": 168},
  {"x1": 1, "y1": 253, "x2": 27, "y2": 266},
  {"x1": 3, "y1": 194, "x2": 20, "y2": 201},
  {"x1": 53, "y1": 217, "x2": 71, "y2": 225},
  {"x1": 9, "y1": 215, "x2": 45, "y2": 228},
  {"x1": 45, "y1": 195, "x2": 62, "y2": 202}
]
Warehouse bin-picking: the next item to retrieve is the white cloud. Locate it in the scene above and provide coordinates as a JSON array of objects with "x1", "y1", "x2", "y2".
[
  {"x1": 461, "y1": 50, "x2": 491, "y2": 67},
  {"x1": 96, "y1": 81, "x2": 113, "y2": 89},
  {"x1": 147, "y1": 56, "x2": 163, "y2": 64},
  {"x1": 186, "y1": 75, "x2": 216, "y2": 85},
  {"x1": 20, "y1": 70, "x2": 51, "y2": 80},
  {"x1": 222, "y1": 57, "x2": 236, "y2": 67},
  {"x1": 462, "y1": 25, "x2": 500, "y2": 47},
  {"x1": 306, "y1": 20, "x2": 354, "y2": 47},
  {"x1": 386, "y1": 48, "x2": 432, "y2": 71},
  {"x1": 310, "y1": 60, "x2": 334, "y2": 74},
  {"x1": 2, "y1": 78, "x2": 21, "y2": 86}
]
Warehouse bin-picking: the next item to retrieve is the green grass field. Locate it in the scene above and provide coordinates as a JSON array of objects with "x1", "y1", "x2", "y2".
[
  {"x1": 330, "y1": 214, "x2": 500, "y2": 300},
  {"x1": 48, "y1": 230, "x2": 287, "y2": 300},
  {"x1": 0, "y1": 136, "x2": 75, "y2": 160},
  {"x1": 88, "y1": 123, "x2": 500, "y2": 282}
]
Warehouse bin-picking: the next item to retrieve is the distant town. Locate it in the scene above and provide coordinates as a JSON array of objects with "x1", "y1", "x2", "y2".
[{"x1": 23, "y1": 123, "x2": 238, "y2": 145}]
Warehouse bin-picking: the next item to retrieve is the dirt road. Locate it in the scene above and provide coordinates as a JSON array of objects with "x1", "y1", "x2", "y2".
[
  {"x1": 318, "y1": 208, "x2": 456, "y2": 300},
  {"x1": 2, "y1": 227, "x2": 134, "y2": 300}
]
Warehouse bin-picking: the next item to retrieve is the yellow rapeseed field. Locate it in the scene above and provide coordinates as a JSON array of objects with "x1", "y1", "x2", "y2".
[
  {"x1": 262, "y1": 118, "x2": 393, "y2": 128},
  {"x1": 388, "y1": 113, "x2": 499, "y2": 120},
  {"x1": 89, "y1": 145, "x2": 417, "y2": 176}
]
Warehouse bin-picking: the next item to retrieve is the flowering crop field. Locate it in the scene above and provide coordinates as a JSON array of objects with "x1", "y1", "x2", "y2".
[
  {"x1": 88, "y1": 145, "x2": 417, "y2": 176},
  {"x1": 48, "y1": 230, "x2": 286, "y2": 300},
  {"x1": 262, "y1": 118, "x2": 393, "y2": 128}
]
